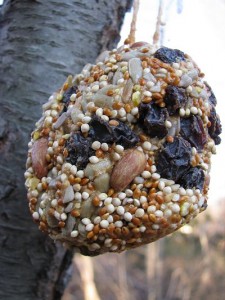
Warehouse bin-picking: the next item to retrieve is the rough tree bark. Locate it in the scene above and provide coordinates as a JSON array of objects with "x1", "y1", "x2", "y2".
[{"x1": 0, "y1": 1, "x2": 133, "y2": 299}]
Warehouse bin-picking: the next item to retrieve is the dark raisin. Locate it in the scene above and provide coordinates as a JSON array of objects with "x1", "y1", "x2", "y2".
[
  {"x1": 89, "y1": 115, "x2": 139, "y2": 149},
  {"x1": 66, "y1": 132, "x2": 94, "y2": 169},
  {"x1": 110, "y1": 121, "x2": 139, "y2": 148},
  {"x1": 154, "y1": 47, "x2": 185, "y2": 64},
  {"x1": 178, "y1": 167, "x2": 205, "y2": 191},
  {"x1": 164, "y1": 85, "x2": 188, "y2": 115},
  {"x1": 156, "y1": 137, "x2": 192, "y2": 181},
  {"x1": 208, "y1": 106, "x2": 222, "y2": 145},
  {"x1": 138, "y1": 103, "x2": 168, "y2": 138},
  {"x1": 89, "y1": 115, "x2": 114, "y2": 144},
  {"x1": 61, "y1": 86, "x2": 78, "y2": 113},
  {"x1": 204, "y1": 82, "x2": 217, "y2": 106},
  {"x1": 180, "y1": 115, "x2": 207, "y2": 151}
]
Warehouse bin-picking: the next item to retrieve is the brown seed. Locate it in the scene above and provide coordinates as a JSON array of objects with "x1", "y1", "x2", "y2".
[
  {"x1": 144, "y1": 180, "x2": 152, "y2": 188},
  {"x1": 93, "y1": 224, "x2": 100, "y2": 234},
  {"x1": 103, "y1": 108, "x2": 112, "y2": 117},
  {"x1": 74, "y1": 177, "x2": 81, "y2": 183},
  {"x1": 42, "y1": 182, "x2": 48, "y2": 190},
  {"x1": 80, "y1": 178, "x2": 89, "y2": 186},
  {"x1": 31, "y1": 138, "x2": 48, "y2": 179},
  {"x1": 124, "y1": 104, "x2": 131, "y2": 113},
  {"x1": 142, "y1": 213, "x2": 149, "y2": 223},
  {"x1": 96, "y1": 149, "x2": 104, "y2": 158},
  {"x1": 170, "y1": 214, "x2": 181, "y2": 223},
  {"x1": 166, "y1": 135, "x2": 174, "y2": 143},
  {"x1": 45, "y1": 154, "x2": 51, "y2": 162},
  {"x1": 156, "y1": 194, "x2": 164, "y2": 204},
  {"x1": 63, "y1": 148, "x2": 68, "y2": 158},
  {"x1": 142, "y1": 97, "x2": 152, "y2": 104},
  {"x1": 113, "y1": 215, "x2": 120, "y2": 222},
  {"x1": 88, "y1": 77, "x2": 94, "y2": 84},
  {"x1": 92, "y1": 196, "x2": 100, "y2": 207},
  {"x1": 112, "y1": 102, "x2": 123, "y2": 110},
  {"x1": 139, "y1": 78, "x2": 146, "y2": 86},
  {"x1": 41, "y1": 128, "x2": 50, "y2": 136},
  {"x1": 58, "y1": 138, "x2": 65, "y2": 146},
  {"x1": 132, "y1": 217, "x2": 141, "y2": 226},
  {"x1": 39, "y1": 222, "x2": 47, "y2": 232},
  {"x1": 142, "y1": 203, "x2": 148, "y2": 210},
  {"x1": 141, "y1": 61, "x2": 148, "y2": 69},
  {"x1": 133, "y1": 188, "x2": 141, "y2": 199},
  {"x1": 106, "y1": 90, "x2": 114, "y2": 96},
  {"x1": 58, "y1": 221, "x2": 65, "y2": 228},
  {"x1": 71, "y1": 210, "x2": 80, "y2": 217},
  {"x1": 121, "y1": 227, "x2": 130, "y2": 236},
  {"x1": 87, "y1": 231, "x2": 94, "y2": 239},
  {"x1": 127, "y1": 238, "x2": 137, "y2": 244},
  {"x1": 123, "y1": 71, "x2": 130, "y2": 80},
  {"x1": 109, "y1": 119, "x2": 119, "y2": 126},
  {"x1": 107, "y1": 188, "x2": 115, "y2": 197},
  {"x1": 116, "y1": 54, "x2": 122, "y2": 61},
  {"x1": 115, "y1": 228, "x2": 122, "y2": 236},
  {"x1": 99, "y1": 207, "x2": 107, "y2": 216},
  {"x1": 152, "y1": 93, "x2": 162, "y2": 100},
  {"x1": 30, "y1": 197, "x2": 37, "y2": 205},
  {"x1": 110, "y1": 149, "x2": 147, "y2": 192},
  {"x1": 141, "y1": 48, "x2": 149, "y2": 53}
]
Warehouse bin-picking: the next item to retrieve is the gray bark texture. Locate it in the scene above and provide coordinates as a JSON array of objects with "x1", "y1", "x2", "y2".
[{"x1": 0, "y1": 0, "x2": 133, "y2": 299}]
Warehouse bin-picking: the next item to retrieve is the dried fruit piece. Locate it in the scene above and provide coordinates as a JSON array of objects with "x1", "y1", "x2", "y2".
[
  {"x1": 31, "y1": 138, "x2": 48, "y2": 179},
  {"x1": 138, "y1": 103, "x2": 168, "y2": 138},
  {"x1": 154, "y1": 47, "x2": 185, "y2": 64},
  {"x1": 178, "y1": 167, "x2": 205, "y2": 191},
  {"x1": 61, "y1": 86, "x2": 78, "y2": 113},
  {"x1": 66, "y1": 132, "x2": 94, "y2": 169},
  {"x1": 208, "y1": 107, "x2": 222, "y2": 145},
  {"x1": 110, "y1": 150, "x2": 146, "y2": 191},
  {"x1": 205, "y1": 82, "x2": 217, "y2": 106},
  {"x1": 156, "y1": 137, "x2": 192, "y2": 181},
  {"x1": 111, "y1": 121, "x2": 139, "y2": 148},
  {"x1": 180, "y1": 115, "x2": 207, "y2": 151},
  {"x1": 164, "y1": 85, "x2": 188, "y2": 115},
  {"x1": 89, "y1": 115, "x2": 139, "y2": 149},
  {"x1": 89, "y1": 115, "x2": 114, "y2": 144}
]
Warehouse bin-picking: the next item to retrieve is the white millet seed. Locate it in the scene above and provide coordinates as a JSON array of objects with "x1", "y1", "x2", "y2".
[
  {"x1": 116, "y1": 206, "x2": 125, "y2": 215},
  {"x1": 124, "y1": 212, "x2": 133, "y2": 222},
  {"x1": 81, "y1": 123, "x2": 90, "y2": 133},
  {"x1": 91, "y1": 141, "x2": 101, "y2": 150},
  {"x1": 32, "y1": 212, "x2": 39, "y2": 220},
  {"x1": 135, "y1": 208, "x2": 145, "y2": 218},
  {"x1": 86, "y1": 223, "x2": 94, "y2": 231},
  {"x1": 101, "y1": 143, "x2": 109, "y2": 151},
  {"x1": 100, "y1": 220, "x2": 109, "y2": 228},
  {"x1": 71, "y1": 230, "x2": 79, "y2": 237},
  {"x1": 82, "y1": 192, "x2": 89, "y2": 200},
  {"x1": 89, "y1": 156, "x2": 99, "y2": 164},
  {"x1": 142, "y1": 141, "x2": 151, "y2": 151}
]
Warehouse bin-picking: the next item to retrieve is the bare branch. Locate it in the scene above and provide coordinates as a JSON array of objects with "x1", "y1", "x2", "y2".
[
  {"x1": 125, "y1": 0, "x2": 140, "y2": 45},
  {"x1": 153, "y1": 0, "x2": 164, "y2": 46},
  {"x1": 74, "y1": 254, "x2": 101, "y2": 300}
]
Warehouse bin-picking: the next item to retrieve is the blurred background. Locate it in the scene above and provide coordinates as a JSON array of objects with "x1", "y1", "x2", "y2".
[{"x1": 63, "y1": 1, "x2": 225, "y2": 299}]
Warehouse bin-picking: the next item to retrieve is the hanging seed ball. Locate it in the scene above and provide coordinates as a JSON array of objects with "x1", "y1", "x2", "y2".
[{"x1": 25, "y1": 42, "x2": 222, "y2": 256}]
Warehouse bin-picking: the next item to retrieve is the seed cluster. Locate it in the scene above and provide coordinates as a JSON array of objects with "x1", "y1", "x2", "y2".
[{"x1": 25, "y1": 42, "x2": 221, "y2": 256}]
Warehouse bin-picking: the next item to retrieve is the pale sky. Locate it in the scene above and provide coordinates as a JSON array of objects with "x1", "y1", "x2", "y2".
[{"x1": 119, "y1": 0, "x2": 225, "y2": 210}]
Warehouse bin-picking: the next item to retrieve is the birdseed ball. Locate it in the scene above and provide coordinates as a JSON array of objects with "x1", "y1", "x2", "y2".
[{"x1": 25, "y1": 42, "x2": 222, "y2": 256}]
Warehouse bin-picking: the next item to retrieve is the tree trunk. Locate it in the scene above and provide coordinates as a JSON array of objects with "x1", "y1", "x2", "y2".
[{"x1": 0, "y1": 1, "x2": 133, "y2": 299}]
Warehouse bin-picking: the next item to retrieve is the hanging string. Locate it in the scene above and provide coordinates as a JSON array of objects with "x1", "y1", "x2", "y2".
[
  {"x1": 153, "y1": 0, "x2": 164, "y2": 46},
  {"x1": 125, "y1": 0, "x2": 140, "y2": 45}
]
